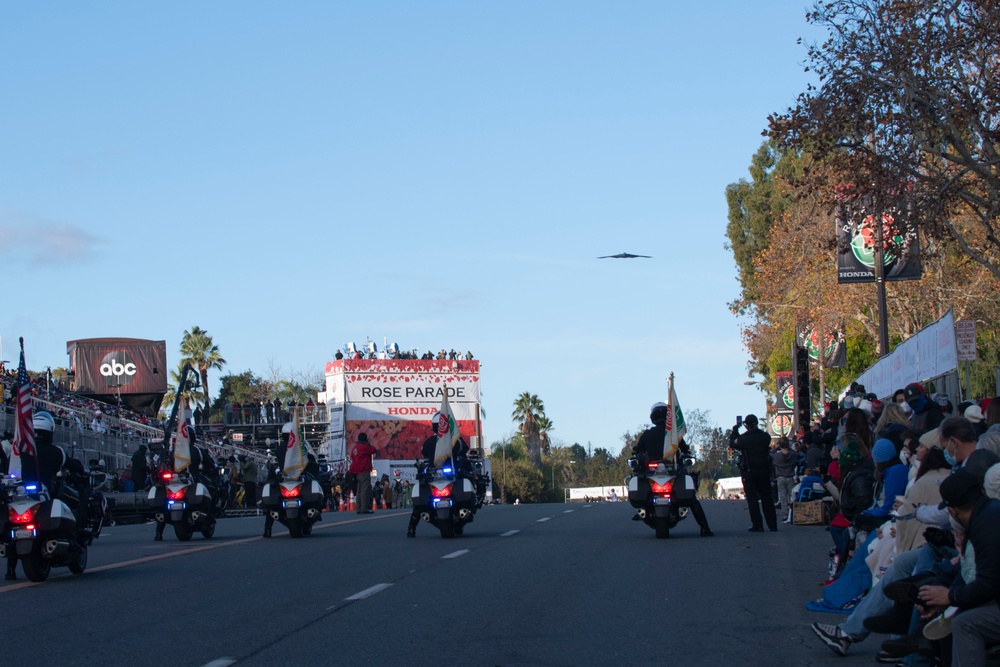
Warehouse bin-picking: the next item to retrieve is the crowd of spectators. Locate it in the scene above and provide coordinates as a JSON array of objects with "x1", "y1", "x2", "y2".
[
  {"x1": 221, "y1": 398, "x2": 326, "y2": 425},
  {"x1": 333, "y1": 348, "x2": 475, "y2": 361},
  {"x1": 780, "y1": 381, "x2": 1000, "y2": 665}
]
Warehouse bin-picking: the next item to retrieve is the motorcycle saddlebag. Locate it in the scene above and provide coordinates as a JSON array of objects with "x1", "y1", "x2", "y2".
[
  {"x1": 411, "y1": 481, "x2": 426, "y2": 507},
  {"x1": 452, "y1": 478, "x2": 475, "y2": 504},
  {"x1": 672, "y1": 474, "x2": 697, "y2": 502},
  {"x1": 40, "y1": 499, "x2": 78, "y2": 538},
  {"x1": 260, "y1": 483, "x2": 281, "y2": 508},
  {"x1": 627, "y1": 476, "x2": 650, "y2": 506}
]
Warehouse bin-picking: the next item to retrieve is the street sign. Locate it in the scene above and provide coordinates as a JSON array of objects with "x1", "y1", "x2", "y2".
[{"x1": 956, "y1": 320, "x2": 977, "y2": 361}]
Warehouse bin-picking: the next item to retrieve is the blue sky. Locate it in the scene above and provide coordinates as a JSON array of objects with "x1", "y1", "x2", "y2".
[{"x1": 0, "y1": 2, "x2": 822, "y2": 453}]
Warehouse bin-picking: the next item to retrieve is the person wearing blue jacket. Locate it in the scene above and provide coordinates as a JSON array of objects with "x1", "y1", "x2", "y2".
[{"x1": 861, "y1": 438, "x2": 909, "y2": 522}]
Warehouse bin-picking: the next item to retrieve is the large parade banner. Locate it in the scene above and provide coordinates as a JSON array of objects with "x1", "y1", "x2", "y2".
[
  {"x1": 851, "y1": 309, "x2": 958, "y2": 398},
  {"x1": 325, "y1": 359, "x2": 481, "y2": 460}
]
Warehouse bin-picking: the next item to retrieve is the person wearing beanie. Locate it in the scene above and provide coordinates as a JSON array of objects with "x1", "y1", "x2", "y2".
[
  {"x1": 904, "y1": 382, "x2": 945, "y2": 432},
  {"x1": 858, "y1": 438, "x2": 908, "y2": 522}
]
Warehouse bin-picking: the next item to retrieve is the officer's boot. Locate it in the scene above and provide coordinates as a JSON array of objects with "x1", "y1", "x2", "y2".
[
  {"x1": 5, "y1": 558, "x2": 16, "y2": 581},
  {"x1": 406, "y1": 514, "x2": 419, "y2": 538},
  {"x1": 263, "y1": 515, "x2": 273, "y2": 538},
  {"x1": 154, "y1": 522, "x2": 164, "y2": 541}
]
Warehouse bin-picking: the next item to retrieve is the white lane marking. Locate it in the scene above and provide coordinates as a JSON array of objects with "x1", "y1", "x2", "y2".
[
  {"x1": 563, "y1": 510, "x2": 574, "y2": 514},
  {"x1": 201, "y1": 660, "x2": 236, "y2": 667},
  {"x1": 501, "y1": 530, "x2": 520, "y2": 537},
  {"x1": 536, "y1": 517, "x2": 551, "y2": 523},
  {"x1": 582, "y1": 504, "x2": 593, "y2": 508},
  {"x1": 345, "y1": 583, "x2": 393, "y2": 600},
  {"x1": 442, "y1": 549, "x2": 469, "y2": 559}
]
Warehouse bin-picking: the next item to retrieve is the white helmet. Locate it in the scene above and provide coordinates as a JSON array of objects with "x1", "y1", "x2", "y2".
[
  {"x1": 33, "y1": 411, "x2": 55, "y2": 432},
  {"x1": 649, "y1": 402, "x2": 669, "y2": 422},
  {"x1": 281, "y1": 421, "x2": 295, "y2": 434}
]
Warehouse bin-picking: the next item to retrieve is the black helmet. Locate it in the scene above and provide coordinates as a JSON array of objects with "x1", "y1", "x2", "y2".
[{"x1": 650, "y1": 402, "x2": 669, "y2": 423}]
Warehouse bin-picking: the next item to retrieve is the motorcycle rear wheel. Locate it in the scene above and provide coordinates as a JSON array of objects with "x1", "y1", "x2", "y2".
[
  {"x1": 654, "y1": 516, "x2": 671, "y2": 539},
  {"x1": 439, "y1": 521, "x2": 455, "y2": 539},
  {"x1": 68, "y1": 545, "x2": 88, "y2": 575},
  {"x1": 302, "y1": 521, "x2": 313, "y2": 537},
  {"x1": 174, "y1": 523, "x2": 194, "y2": 541},
  {"x1": 201, "y1": 519, "x2": 216, "y2": 539},
  {"x1": 287, "y1": 518, "x2": 304, "y2": 538},
  {"x1": 22, "y1": 544, "x2": 51, "y2": 582}
]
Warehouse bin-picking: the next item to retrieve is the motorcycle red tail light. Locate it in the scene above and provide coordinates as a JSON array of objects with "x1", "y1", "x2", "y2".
[
  {"x1": 161, "y1": 472, "x2": 174, "y2": 481},
  {"x1": 166, "y1": 487, "x2": 186, "y2": 500},
  {"x1": 9, "y1": 507, "x2": 36, "y2": 524},
  {"x1": 281, "y1": 485, "x2": 301, "y2": 498},
  {"x1": 431, "y1": 484, "x2": 452, "y2": 498},
  {"x1": 650, "y1": 480, "x2": 673, "y2": 495}
]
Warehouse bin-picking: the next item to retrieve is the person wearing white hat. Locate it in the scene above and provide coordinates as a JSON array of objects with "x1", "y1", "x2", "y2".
[
  {"x1": 91, "y1": 411, "x2": 107, "y2": 434},
  {"x1": 965, "y1": 404, "x2": 987, "y2": 437}
]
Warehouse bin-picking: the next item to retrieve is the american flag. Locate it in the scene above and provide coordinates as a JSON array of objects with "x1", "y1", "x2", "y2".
[{"x1": 13, "y1": 338, "x2": 36, "y2": 459}]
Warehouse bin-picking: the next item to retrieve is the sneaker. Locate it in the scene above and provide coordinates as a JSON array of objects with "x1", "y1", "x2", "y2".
[
  {"x1": 812, "y1": 622, "x2": 852, "y2": 656},
  {"x1": 782, "y1": 518, "x2": 791, "y2": 524},
  {"x1": 875, "y1": 649, "x2": 903, "y2": 663},
  {"x1": 700, "y1": 528, "x2": 714, "y2": 537}
]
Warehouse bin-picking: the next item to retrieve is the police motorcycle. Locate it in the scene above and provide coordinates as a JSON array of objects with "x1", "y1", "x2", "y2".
[
  {"x1": 260, "y1": 421, "x2": 325, "y2": 538},
  {"x1": 411, "y1": 454, "x2": 486, "y2": 539},
  {"x1": 147, "y1": 365, "x2": 218, "y2": 541},
  {"x1": 627, "y1": 449, "x2": 699, "y2": 539},
  {"x1": 148, "y1": 441, "x2": 219, "y2": 541},
  {"x1": 1, "y1": 413, "x2": 103, "y2": 582}
]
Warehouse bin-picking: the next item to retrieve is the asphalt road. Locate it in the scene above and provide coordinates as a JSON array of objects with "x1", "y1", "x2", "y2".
[{"x1": 2, "y1": 500, "x2": 862, "y2": 667}]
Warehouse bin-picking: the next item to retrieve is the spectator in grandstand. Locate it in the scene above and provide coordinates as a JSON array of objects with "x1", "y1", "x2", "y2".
[
  {"x1": 224, "y1": 400, "x2": 233, "y2": 424},
  {"x1": 91, "y1": 411, "x2": 107, "y2": 433},
  {"x1": 273, "y1": 398, "x2": 282, "y2": 422},
  {"x1": 231, "y1": 400, "x2": 241, "y2": 425},
  {"x1": 265, "y1": 400, "x2": 274, "y2": 423}
]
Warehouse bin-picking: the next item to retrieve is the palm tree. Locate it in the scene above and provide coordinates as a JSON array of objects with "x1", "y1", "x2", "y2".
[
  {"x1": 160, "y1": 364, "x2": 206, "y2": 420},
  {"x1": 179, "y1": 326, "x2": 226, "y2": 415},
  {"x1": 536, "y1": 416, "x2": 554, "y2": 456},
  {"x1": 512, "y1": 392, "x2": 545, "y2": 467}
]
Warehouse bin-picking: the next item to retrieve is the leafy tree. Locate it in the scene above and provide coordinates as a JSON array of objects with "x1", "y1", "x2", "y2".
[
  {"x1": 213, "y1": 370, "x2": 269, "y2": 413},
  {"x1": 771, "y1": 0, "x2": 1000, "y2": 280},
  {"x1": 489, "y1": 437, "x2": 545, "y2": 502},
  {"x1": 179, "y1": 326, "x2": 226, "y2": 414},
  {"x1": 568, "y1": 442, "x2": 588, "y2": 463},
  {"x1": 511, "y1": 392, "x2": 545, "y2": 467}
]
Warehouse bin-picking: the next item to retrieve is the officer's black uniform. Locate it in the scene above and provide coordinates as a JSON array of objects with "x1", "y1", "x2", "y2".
[
  {"x1": 729, "y1": 415, "x2": 777, "y2": 532},
  {"x1": 633, "y1": 423, "x2": 713, "y2": 536},
  {"x1": 407, "y1": 433, "x2": 469, "y2": 537}
]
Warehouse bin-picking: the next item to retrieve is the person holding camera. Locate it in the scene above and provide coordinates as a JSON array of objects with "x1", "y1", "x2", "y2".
[{"x1": 730, "y1": 414, "x2": 778, "y2": 532}]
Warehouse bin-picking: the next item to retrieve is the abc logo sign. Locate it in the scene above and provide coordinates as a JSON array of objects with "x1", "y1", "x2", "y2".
[{"x1": 99, "y1": 351, "x2": 138, "y2": 387}]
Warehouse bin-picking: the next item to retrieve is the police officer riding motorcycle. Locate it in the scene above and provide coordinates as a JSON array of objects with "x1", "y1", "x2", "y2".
[{"x1": 628, "y1": 402, "x2": 714, "y2": 538}]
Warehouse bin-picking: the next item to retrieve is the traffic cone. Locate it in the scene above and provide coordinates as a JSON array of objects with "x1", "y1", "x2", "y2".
[
  {"x1": 348, "y1": 492, "x2": 356, "y2": 511},
  {"x1": 372, "y1": 498, "x2": 377, "y2": 511}
]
